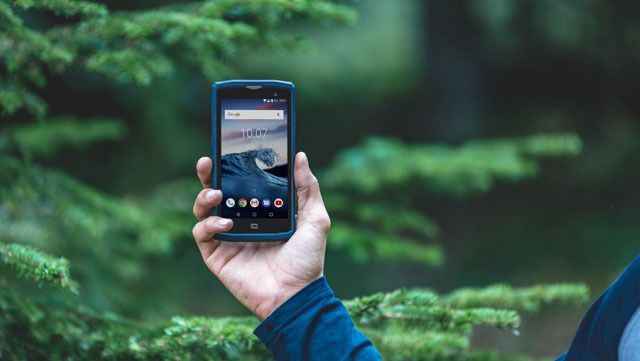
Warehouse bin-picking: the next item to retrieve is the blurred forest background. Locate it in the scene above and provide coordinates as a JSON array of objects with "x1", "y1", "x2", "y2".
[{"x1": 1, "y1": 0, "x2": 639, "y2": 359}]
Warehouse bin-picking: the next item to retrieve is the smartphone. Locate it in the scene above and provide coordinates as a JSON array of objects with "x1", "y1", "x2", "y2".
[{"x1": 211, "y1": 80, "x2": 296, "y2": 241}]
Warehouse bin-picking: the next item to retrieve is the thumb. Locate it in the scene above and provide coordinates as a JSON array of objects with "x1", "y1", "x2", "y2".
[
  {"x1": 292, "y1": 152, "x2": 331, "y2": 245},
  {"x1": 294, "y1": 152, "x2": 324, "y2": 213}
]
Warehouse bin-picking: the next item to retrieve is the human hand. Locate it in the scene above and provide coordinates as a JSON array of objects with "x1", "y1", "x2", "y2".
[{"x1": 191, "y1": 152, "x2": 330, "y2": 320}]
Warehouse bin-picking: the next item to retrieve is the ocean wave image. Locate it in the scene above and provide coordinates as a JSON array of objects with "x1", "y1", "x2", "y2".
[{"x1": 221, "y1": 148, "x2": 288, "y2": 217}]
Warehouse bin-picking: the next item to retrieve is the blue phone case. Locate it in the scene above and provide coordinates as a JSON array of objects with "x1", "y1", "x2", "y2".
[{"x1": 211, "y1": 80, "x2": 296, "y2": 242}]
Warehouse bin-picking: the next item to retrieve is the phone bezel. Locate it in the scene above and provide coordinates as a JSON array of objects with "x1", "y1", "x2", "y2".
[{"x1": 211, "y1": 80, "x2": 296, "y2": 242}]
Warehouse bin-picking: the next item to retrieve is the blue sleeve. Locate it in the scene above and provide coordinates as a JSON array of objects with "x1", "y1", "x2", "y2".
[
  {"x1": 254, "y1": 277, "x2": 382, "y2": 361},
  {"x1": 556, "y1": 255, "x2": 640, "y2": 361}
]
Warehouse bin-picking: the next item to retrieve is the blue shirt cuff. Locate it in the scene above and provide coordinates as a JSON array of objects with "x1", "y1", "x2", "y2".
[{"x1": 254, "y1": 276, "x2": 332, "y2": 345}]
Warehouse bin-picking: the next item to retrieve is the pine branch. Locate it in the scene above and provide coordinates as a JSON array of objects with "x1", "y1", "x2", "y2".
[
  {"x1": 9, "y1": 116, "x2": 126, "y2": 156},
  {"x1": 0, "y1": 292, "x2": 269, "y2": 360},
  {"x1": 61, "y1": 10, "x2": 259, "y2": 83},
  {"x1": 443, "y1": 283, "x2": 590, "y2": 313},
  {"x1": 0, "y1": 84, "x2": 47, "y2": 116},
  {"x1": 1, "y1": 3, "x2": 74, "y2": 67},
  {"x1": 329, "y1": 222, "x2": 444, "y2": 265},
  {"x1": 383, "y1": 305, "x2": 520, "y2": 333},
  {"x1": 323, "y1": 134, "x2": 582, "y2": 196},
  {"x1": 200, "y1": 0, "x2": 358, "y2": 25},
  {"x1": 346, "y1": 289, "x2": 521, "y2": 333},
  {"x1": 1, "y1": 2, "x2": 71, "y2": 116},
  {"x1": 363, "y1": 328, "x2": 470, "y2": 360},
  {"x1": 0, "y1": 156, "x2": 180, "y2": 305},
  {"x1": 346, "y1": 283, "x2": 588, "y2": 339},
  {"x1": 1, "y1": 0, "x2": 356, "y2": 115},
  {"x1": 0, "y1": 1, "x2": 21, "y2": 27},
  {"x1": 313, "y1": 133, "x2": 583, "y2": 265},
  {"x1": 84, "y1": 48, "x2": 174, "y2": 86},
  {"x1": 0, "y1": 242, "x2": 78, "y2": 293},
  {"x1": 325, "y1": 194, "x2": 440, "y2": 239},
  {"x1": 0, "y1": 277, "x2": 587, "y2": 360},
  {"x1": 147, "y1": 316, "x2": 268, "y2": 360},
  {"x1": 10, "y1": 0, "x2": 107, "y2": 17}
]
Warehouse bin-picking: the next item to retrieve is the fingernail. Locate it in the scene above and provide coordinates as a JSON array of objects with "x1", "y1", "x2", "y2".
[
  {"x1": 218, "y1": 218, "x2": 231, "y2": 227},
  {"x1": 298, "y1": 152, "x2": 308, "y2": 165},
  {"x1": 206, "y1": 190, "x2": 218, "y2": 201}
]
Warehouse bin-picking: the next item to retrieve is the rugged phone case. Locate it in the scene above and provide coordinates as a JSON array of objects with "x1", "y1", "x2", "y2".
[{"x1": 211, "y1": 80, "x2": 296, "y2": 242}]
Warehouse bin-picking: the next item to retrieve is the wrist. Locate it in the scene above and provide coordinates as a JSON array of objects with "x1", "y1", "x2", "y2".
[
  {"x1": 255, "y1": 275, "x2": 324, "y2": 320},
  {"x1": 255, "y1": 291, "x2": 298, "y2": 320}
]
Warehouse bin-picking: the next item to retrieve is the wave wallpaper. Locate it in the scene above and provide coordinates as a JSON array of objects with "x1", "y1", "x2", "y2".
[{"x1": 220, "y1": 98, "x2": 289, "y2": 219}]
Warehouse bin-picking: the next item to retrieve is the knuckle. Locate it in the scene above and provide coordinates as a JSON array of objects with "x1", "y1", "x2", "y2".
[
  {"x1": 191, "y1": 224, "x2": 200, "y2": 240},
  {"x1": 198, "y1": 188, "x2": 209, "y2": 200},
  {"x1": 193, "y1": 191, "x2": 205, "y2": 214},
  {"x1": 296, "y1": 177, "x2": 320, "y2": 196},
  {"x1": 315, "y1": 212, "x2": 331, "y2": 233}
]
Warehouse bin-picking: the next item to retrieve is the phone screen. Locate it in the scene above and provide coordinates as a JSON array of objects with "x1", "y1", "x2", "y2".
[{"x1": 217, "y1": 88, "x2": 291, "y2": 229}]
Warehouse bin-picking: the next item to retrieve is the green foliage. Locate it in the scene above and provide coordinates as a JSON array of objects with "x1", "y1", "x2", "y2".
[
  {"x1": 8, "y1": 116, "x2": 126, "y2": 156},
  {"x1": 0, "y1": 0, "x2": 356, "y2": 116},
  {"x1": 345, "y1": 284, "x2": 587, "y2": 360},
  {"x1": 0, "y1": 257, "x2": 587, "y2": 360},
  {"x1": 0, "y1": 242, "x2": 78, "y2": 293},
  {"x1": 11, "y1": 0, "x2": 107, "y2": 17},
  {"x1": 443, "y1": 283, "x2": 590, "y2": 313},
  {"x1": 469, "y1": 0, "x2": 610, "y2": 54},
  {"x1": 324, "y1": 134, "x2": 582, "y2": 196},
  {"x1": 0, "y1": 0, "x2": 592, "y2": 360},
  {"x1": 0, "y1": 155, "x2": 186, "y2": 309},
  {"x1": 0, "y1": 291, "x2": 269, "y2": 360},
  {"x1": 323, "y1": 133, "x2": 581, "y2": 266},
  {"x1": 329, "y1": 222, "x2": 444, "y2": 265},
  {"x1": 119, "y1": 133, "x2": 582, "y2": 269}
]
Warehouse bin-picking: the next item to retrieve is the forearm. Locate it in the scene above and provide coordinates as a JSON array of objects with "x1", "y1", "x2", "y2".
[{"x1": 254, "y1": 277, "x2": 381, "y2": 361}]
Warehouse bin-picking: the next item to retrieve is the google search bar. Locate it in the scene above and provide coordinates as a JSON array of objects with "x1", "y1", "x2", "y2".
[{"x1": 225, "y1": 110, "x2": 284, "y2": 120}]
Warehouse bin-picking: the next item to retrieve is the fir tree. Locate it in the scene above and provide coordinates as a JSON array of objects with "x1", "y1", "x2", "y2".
[{"x1": 0, "y1": 1, "x2": 588, "y2": 360}]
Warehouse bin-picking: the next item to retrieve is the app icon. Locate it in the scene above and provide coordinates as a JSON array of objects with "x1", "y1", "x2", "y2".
[
  {"x1": 250, "y1": 198, "x2": 259, "y2": 208},
  {"x1": 238, "y1": 198, "x2": 247, "y2": 208},
  {"x1": 225, "y1": 198, "x2": 235, "y2": 208},
  {"x1": 274, "y1": 198, "x2": 284, "y2": 208},
  {"x1": 262, "y1": 199, "x2": 271, "y2": 207}
]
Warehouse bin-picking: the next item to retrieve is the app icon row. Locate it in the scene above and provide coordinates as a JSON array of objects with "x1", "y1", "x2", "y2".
[{"x1": 226, "y1": 197, "x2": 283, "y2": 208}]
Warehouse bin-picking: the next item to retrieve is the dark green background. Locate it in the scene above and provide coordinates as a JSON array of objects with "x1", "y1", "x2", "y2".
[{"x1": 31, "y1": 0, "x2": 640, "y2": 357}]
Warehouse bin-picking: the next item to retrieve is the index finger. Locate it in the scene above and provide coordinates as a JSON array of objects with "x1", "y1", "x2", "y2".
[{"x1": 196, "y1": 157, "x2": 212, "y2": 188}]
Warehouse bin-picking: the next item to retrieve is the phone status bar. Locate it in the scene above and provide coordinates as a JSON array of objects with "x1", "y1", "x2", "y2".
[{"x1": 262, "y1": 99, "x2": 286, "y2": 103}]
